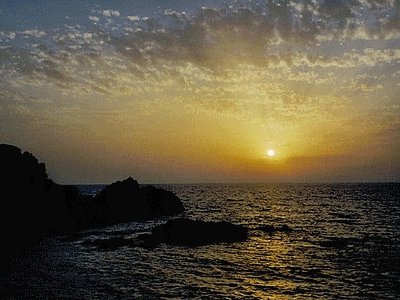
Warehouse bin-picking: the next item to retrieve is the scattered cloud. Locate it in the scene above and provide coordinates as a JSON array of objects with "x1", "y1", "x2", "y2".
[
  {"x1": 89, "y1": 16, "x2": 100, "y2": 23},
  {"x1": 127, "y1": 16, "x2": 140, "y2": 21},
  {"x1": 102, "y1": 10, "x2": 121, "y2": 17},
  {"x1": 1, "y1": 1, "x2": 399, "y2": 88},
  {"x1": 1, "y1": 0, "x2": 400, "y2": 183}
]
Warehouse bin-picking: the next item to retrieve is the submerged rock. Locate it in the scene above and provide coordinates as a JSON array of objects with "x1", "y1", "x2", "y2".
[
  {"x1": 257, "y1": 224, "x2": 292, "y2": 233},
  {"x1": 140, "y1": 218, "x2": 248, "y2": 246}
]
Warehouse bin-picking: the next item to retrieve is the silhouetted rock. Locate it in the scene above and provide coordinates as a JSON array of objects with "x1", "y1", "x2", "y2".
[
  {"x1": 0, "y1": 144, "x2": 77, "y2": 262},
  {"x1": 140, "y1": 218, "x2": 248, "y2": 246},
  {"x1": 0, "y1": 143, "x2": 185, "y2": 263},
  {"x1": 93, "y1": 177, "x2": 139, "y2": 224},
  {"x1": 318, "y1": 237, "x2": 350, "y2": 249},
  {"x1": 92, "y1": 179, "x2": 184, "y2": 225},
  {"x1": 139, "y1": 185, "x2": 185, "y2": 218},
  {"x1": 137, "y1": 233, "x2": 159, "y2": 247},
  {"x1": 257, "y1": 224, "x2": 292, "y2": 233}
]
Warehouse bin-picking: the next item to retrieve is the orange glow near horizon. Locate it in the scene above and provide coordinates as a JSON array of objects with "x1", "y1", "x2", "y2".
[{"x1": 1, "y1": 1, "x2": 399, "y2": 183}]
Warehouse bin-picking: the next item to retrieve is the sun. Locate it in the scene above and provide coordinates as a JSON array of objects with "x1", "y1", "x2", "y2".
[{"x1": 267, "y1": 149, "x2": 275, "y2": 157}]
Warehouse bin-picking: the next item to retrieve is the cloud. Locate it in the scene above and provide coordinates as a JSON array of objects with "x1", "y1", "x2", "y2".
[
  {"x1": 320, "y1": 0, "x2": 354, "y2": 21},
  {"x1": 102, "y1": 10, "x2": 121, "y2": 17},
  {"x1": 127, "y1": 16, "x2": 140, "y2": 21},
  {"x1": 21, "y1": 29, "x2": 47, "y2": 38},
  {"x1": 0, "y1": 0, "x2": 399, "y2": 99},
  {"x1": 1, "y1": 1, "x2": 400, "y2": 185},
  {"x1": 89, "y1": 16, "x2": 100, "y2": 23},
  {"x1": 163, "y1": 9, "x2": 187, "y2": 20}
]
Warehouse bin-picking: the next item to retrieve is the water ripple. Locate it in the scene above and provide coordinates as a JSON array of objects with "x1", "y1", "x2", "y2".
[{"x1": 3, "y1": 183, "x2": 399, "y2": 299}]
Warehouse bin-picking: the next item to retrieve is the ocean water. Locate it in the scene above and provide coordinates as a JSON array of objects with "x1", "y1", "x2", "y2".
[{"x1": 2, "y1": 183, "x2": 400, "y2": 299}]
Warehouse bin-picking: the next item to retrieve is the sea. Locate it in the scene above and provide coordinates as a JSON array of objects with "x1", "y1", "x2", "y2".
[{"x1": 1, "y1": 183, "x2": 399, "y2": 299}]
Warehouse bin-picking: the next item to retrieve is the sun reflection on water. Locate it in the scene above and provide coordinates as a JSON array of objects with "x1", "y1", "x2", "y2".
[{"x1": 12, "y1": 183, "x2": 398, "y2": 299}]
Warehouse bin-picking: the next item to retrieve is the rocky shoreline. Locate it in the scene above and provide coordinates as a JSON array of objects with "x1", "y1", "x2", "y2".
[
  {"x1": 0, "y1": 144, "x2": 185, "y2": 264},
  {"x1": 1, "y1": 144, "x2": 255, "y2": 266},
  {"x1": 1, "y1": 143, "x2": 295, "y2": 265}
]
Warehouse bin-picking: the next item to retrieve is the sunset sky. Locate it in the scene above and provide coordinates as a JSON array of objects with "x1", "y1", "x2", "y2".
[{"x1": 1, "y1": 0, "x2": 399, "y2": 184}]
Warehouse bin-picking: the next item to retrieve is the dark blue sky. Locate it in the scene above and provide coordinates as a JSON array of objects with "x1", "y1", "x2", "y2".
[{"x1": 0, "y1": 0, "x2": 227, "y2": 31}]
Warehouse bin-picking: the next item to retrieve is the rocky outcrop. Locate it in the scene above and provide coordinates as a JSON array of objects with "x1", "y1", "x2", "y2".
[
  {"x1": 138, "y1": 185, "x2": 185, "y2": 218},
  {"x1": 0, "y1": 144, "x2": 77, "y2": 262},
  {"x1": 93, "y1": 179, "x2": 185, "y2": 226},
  {"x1": 139, "y1": 218, "x2": 248, "y2": 247},
  {"x1": 0, "y1": 143, "x2": 185, "y2": 263}
]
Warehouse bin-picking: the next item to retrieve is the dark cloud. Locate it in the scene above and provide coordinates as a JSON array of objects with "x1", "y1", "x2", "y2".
[
  {"x1": 87, "y1": 1, "x2": 399, "y2": 67},
  {"x1": 320, "y1": 0, "x2": 354, "y2": 22},
  {"x1": 0, "y1": 47, "x2": 37, "y2": 76},
  {"x1": 1, "y1": 0, "x2": 399, "y2": 85},
  {"x1": 0, "y1": 44, "x2": 71, "y2": 84}
]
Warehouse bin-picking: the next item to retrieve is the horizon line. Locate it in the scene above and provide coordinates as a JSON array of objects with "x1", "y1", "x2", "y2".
[{"x1": 70, "y1": 181, "x2": 400, "y2": 186}]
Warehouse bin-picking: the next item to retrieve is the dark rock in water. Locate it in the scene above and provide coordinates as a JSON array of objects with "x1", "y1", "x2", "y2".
[
  {"x1": 137, "y1": 233, "x2": 158, "y2": 247},
  {"x1": 257, "y1": 225, "x2": 275, "y2": 232},
  {"x1": 318, "y1": 237, "x2": 350, "y2": 249},
  {"x1": 0, "y1": 143, "x2": 185, "y2": 263},
  {"x1": 139, "y1": 185, "x2": 185, "y2": 218},
  {"x1": 93, "y1": 179, "x2": 184, "y2": 225},
  {"x1": 140, "y1": 218, "x2": 248, "y2": 246},
  {"x1": 258, "y1": 224, "x2": 292, "y2": 233},
  {"x1": 95, "y1": 177, "x2": 140, "y2": 210},
  {"x1": 277, "y1": 224, "x2": 292, "y2": 232}
]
